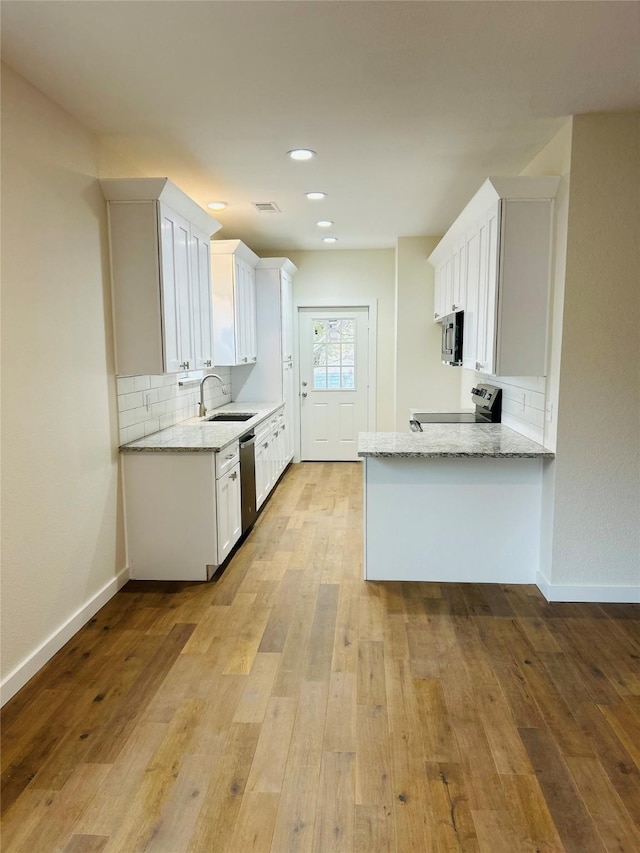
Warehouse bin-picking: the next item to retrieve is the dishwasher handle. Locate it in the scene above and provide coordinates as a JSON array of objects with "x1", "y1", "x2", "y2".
[{"x1": 239, "y1": 432, "x2": 256, "y2": 448}]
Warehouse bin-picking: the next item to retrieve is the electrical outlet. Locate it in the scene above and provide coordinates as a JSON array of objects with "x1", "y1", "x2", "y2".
[{"x1": 145, "y1": 392, "x2": 152, "y2": 412}]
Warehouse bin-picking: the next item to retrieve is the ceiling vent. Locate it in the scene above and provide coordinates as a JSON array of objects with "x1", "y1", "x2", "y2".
[{"x1": 252, "y1": 202, "x2": 281, "y2": 213}]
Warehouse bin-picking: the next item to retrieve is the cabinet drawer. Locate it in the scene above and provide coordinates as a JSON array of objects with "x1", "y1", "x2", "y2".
[{"x1": 216, "y1": 441, "x2": 239, "y2": 478}]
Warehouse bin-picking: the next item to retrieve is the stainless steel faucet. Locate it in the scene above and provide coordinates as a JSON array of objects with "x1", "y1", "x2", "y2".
[{"x1": 198, "y1": 373, "x2": 225, "y2": 417}]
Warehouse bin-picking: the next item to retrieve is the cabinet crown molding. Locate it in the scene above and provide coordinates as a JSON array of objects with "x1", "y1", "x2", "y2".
[
  {"x1": 256, "y1": 257, "x2": 298, "y2": 275},
  {"x1": 210, "y1": 239, "x2": 260, "y2": 267},
  {"x1": 429, "y1": 175, "x2": 560, "y2": 266},
  {"x1": 99, "y1": 177, "x2": 220, "y2": 237}
]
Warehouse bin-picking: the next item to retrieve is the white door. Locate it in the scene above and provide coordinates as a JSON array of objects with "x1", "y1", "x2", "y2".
[{"x1": 299, "y1": 308, "x2": 369, "y2": 461}]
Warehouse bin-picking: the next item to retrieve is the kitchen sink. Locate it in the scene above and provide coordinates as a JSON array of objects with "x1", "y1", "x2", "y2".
[{"x1": 205, "y1": 413, "x2": 256, "y2": 422}]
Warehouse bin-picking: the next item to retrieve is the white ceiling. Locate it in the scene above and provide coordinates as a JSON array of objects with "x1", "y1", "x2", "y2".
[{"x1": 2, "y1": 1, "x2": 639, "y2": 251}]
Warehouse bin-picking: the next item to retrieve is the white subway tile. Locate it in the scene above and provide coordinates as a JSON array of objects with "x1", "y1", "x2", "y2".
[
  {"x1": 150, "y1": 375, "x2": 165, "y2": 388},
  {"x1": 131, "y1": 406, "x2": 148, "y2": 424},
  {"x1": 160, "y1": 413, "x2": 175, "y2": 429},
  {"x1": 118, "y1": 391, "x2": 143, "y2": 412},
  {"x1": 144, "y1": 418, "x2": 160, "y2": 436},
  {"x1": 126, "y1": 422, "x2": 146, "y2": 442},
  {"x1": 164, "y1": 374, "x2": 177, "y2": 386},
  {"x1": 530, "y1": 390, "x2": 546, "y2": 411},
  {"x1": 119, "y1": 409, "x2": 138, "y2": 429},
  {"x1": 117, "y1": 376, "x2": 136, "y2": 395},
  {"x1": 119, "y1": 428, "x2": 129, "y2": 446},
  {"x1": 134, "y1": 375, "x2": 151, "y2": 392},
  {"x1": 151, "y1": 400, "x2": 168, "y2": 417}
]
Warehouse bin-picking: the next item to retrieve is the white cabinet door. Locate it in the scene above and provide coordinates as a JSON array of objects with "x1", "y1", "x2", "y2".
[
  {"x1": 462, "y1": 224, "x2": 480, "y2": 370},
  {"x1": 255, "y1": 434, "x2": 270, "y2": 510},
  {"x1": 234, "y1": 256, "x2": 248, "y2": 364},
  {"x1": 211, "y1": 242, "x2": 259, "y2": 366},
  {"x1": 476, "y1": 205, "x2": 500, "y2": 375},
  {"x1": 159, "y1": 203, "x2": 193, "y2": 372},
  {"x1": 241, "y1": 261, "x2": 258, "y2": 363},
  {"x1": 280, "y1": 271, "x2": 294, "y2": 362},
  {"x1": 282, "y1": 362, "x2": 295, "y2": 463},
  {"x1": 190, "y1": 224, "x2": 214, "y2": 370},
  {"x1": 452, "y1": 237, "x2": 466, "y2": 312},
  {"x1": 434, "y1": 263, "x2": 446, "y2": 322},
  {"x1": 216, "y1": 462, "x2": 241, "y2": 564}
]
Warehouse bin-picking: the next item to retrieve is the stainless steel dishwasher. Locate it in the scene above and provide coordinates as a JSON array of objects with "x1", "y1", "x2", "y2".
[{"x1": 239, "y1": 431, "x2": 256, "y2": 535}]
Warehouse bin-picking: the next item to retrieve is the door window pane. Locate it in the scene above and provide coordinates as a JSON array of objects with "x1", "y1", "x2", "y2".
[{"x1": 311, "y1": 318, "x2": 357, "y2": 390}]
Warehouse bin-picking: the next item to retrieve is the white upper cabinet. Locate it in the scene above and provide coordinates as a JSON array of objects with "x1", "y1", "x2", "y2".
[
  {"x1": 210, "y1": 240, "x2": 259, "y2": 366},
  {"x1": 429, "y1": 176, "x2": 560, "y2": 377},
  {"x1": 101, "y1": 178, "x2": 220, "y2": 376}
]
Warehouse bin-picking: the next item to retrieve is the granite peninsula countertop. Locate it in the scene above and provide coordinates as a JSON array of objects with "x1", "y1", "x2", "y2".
[
  {"x1": 358, "y1": 424, "x2": 554, "y2": 458},
  {"x1": 120, "y1": 402, "x2": 283, "y2": 453}
]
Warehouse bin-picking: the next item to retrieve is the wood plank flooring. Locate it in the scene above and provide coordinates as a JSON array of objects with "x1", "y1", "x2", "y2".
[{"x1": 2, "y1": 461, "x2": 640, "y2": 852}]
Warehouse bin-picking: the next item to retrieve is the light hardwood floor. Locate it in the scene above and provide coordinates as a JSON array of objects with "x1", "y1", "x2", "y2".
[{"x1": 2, "y1": 461, "x2": 639, "y2": 852}]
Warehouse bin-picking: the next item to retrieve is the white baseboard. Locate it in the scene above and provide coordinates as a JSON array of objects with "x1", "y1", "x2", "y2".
[
  {"x1": 0, "y1": 567, "x2": 130, "y2": 707},
  {"x1": 536, "y1": 571, "x2": 640, "y2": 604}
]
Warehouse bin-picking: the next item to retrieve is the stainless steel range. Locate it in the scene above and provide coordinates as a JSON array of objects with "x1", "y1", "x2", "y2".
[{"x1": 409, "y1": 384, "x2": 502, "y2": 431}]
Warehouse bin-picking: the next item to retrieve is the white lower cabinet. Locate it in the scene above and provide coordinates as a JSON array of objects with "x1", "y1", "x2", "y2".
[
  {"x1": 254, "y1": 407, "x2": 287, "y2": 511},
  {"x1": 123, "y1": 445, "x2": 241, "y2": 581}
]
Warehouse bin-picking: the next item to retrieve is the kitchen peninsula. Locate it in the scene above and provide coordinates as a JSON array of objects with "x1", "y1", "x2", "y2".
[{"x1": 359, "y1": 424, "x2": 554, "y2": 584}]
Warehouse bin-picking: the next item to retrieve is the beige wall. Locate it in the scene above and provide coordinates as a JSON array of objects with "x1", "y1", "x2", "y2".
[
  {"x1": 547, "y1": 114, "x2": 640, "y2": 590},
  {"x1": 1, "y1": 66, "x2": 125, "y2": 698},
  {"x1": 395, "y1": 237, "x2": 461, "y2": 428},
  {"x1": 258, "y1": 249, "x2": 396, "y2": 430}
]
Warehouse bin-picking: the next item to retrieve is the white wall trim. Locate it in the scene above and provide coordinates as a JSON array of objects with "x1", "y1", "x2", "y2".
[
  {"x1": 536, "y1": 571, "x2": 640, "y2": 603},
  {"x1": 0, "y1": 567, "x2": 130, "y2": 707},
  {"x1": 294, "y1": 298, "x2": 378, "y2": 462}
]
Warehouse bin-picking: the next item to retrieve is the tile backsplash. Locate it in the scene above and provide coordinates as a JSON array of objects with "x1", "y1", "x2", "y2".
[
  {"x1": 461, "y1": 369, "x2": 547, "y2": 444},
  {"x1": 117, "y1": 368, "x2": 231, "y2": 446}
]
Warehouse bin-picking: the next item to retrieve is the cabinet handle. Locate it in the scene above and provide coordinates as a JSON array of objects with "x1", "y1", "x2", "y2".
[
  {"x1": 204, "y1": 360, "x2": 212, "y2": 368},
  {"x1": 242, "y1": 357, "x2": 248, "y2": 363},
  {"x1": 281, "y1": 425, "x2": 286, "y2": 431},
  {"x1": 252, "y1": 356, "x2": 257, "y2": 362},
  {"x1": 434, "y1": 312, "x2": 439, "y2": 320},
  {"x1": 301, "y1": 392, "x2": 307, "y2": 398},
  {"x1": 263, "y1": 442, "x2": 269, "y2": 449},
  {"x1": 225, "y1": 454, "x2": 234, "y2": 460},
  {"x1": 452, "y1": 304, "x2": 459, "y2": 312},
  {"x1": 230, "y1": 471, "x2": 237, "y2": 480},
  {"x1": 180, "y1": 361, "x2": 190, "y2": 370}
]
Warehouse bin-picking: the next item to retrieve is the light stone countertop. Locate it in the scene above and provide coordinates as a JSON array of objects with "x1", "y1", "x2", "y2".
[
  {"x1": 119, "y1": 402, "x2": 283, "y2": 453},
  {"x1": 358, "y1": 424, "x2": 554, "y2": 458}
]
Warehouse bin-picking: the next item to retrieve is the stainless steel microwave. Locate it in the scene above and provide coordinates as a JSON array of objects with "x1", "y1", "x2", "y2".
[{"x1": 441, "y1": 311, "x2": 463, "y2": 365}]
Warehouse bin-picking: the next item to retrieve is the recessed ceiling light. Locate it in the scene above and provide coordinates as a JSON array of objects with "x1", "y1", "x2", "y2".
[
  {"x1": 288, "y1": 148, "x2": 316, "y2": 161},
  {"x1": 306, "y1": 191, "x2": 327, "y2": 200},
  {"x1": 207, "y1": 201, "x2": 227, "y2": 211},
  {"x1": 317, "y1": 220, "x2": 334, "y2": 228},
  {"x1": 322, "y1": 236, "x2": 338, "y2": 244}
]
